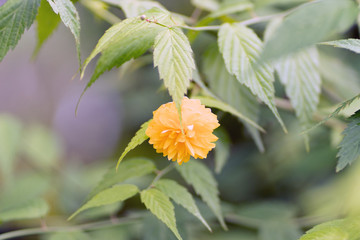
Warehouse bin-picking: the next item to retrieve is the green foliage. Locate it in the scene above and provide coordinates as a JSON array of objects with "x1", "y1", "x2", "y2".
[
  {"x1": 0, "y1": 198, "x2": 49, "y2": 222},
  {"x1": 155, "y1": 179, "x2": 211, "y2": 231},
  {"x1": 218, "y1": 23, "x2": 286, "y2": 132},
  {"x1": 153, "y1": 27, "x2": 195, "y2": 110},
  {"x1": 307, "y1": 93, "x2": 360, "y2": 132},
  {"x1": 141, "y1": 188, "x2": 182, "y2": 240},
  {"x1": 103, "y1": 0, "x2": 165, "y2": 18},
  {"x1": 259, "y1": 221, "x2": 301, "y2": 240},
  {"x1": 194, "y1": 96, "x2": 264, "y2": 132},
  {"x1": 69, "y1": 184, "x2": 139, "y2": 219},
  {"x1": 321, "y1": 39, "x2": 360, "y2": 54},
  {"x1": 0, "y1": 0, "x2": 41, "y2": 61},
  {"x1": 299, "y1": 217, "x2": 360, "y2": 240},
  {"x1": 47, "y1": 0, "x2": 81, "y2": 64},
  {"x1": 176, "y1": 161, "x2": 227, "y2": 230},
  {"x1": 0, "y1": 115, "x2": 22, "y2": 186},
  {"x1": 22, "y1": 125, "x2": 62, "y2": 169},
  {"x1": 208, "y1": 0, "x2": 253, "y2": 18},
  {"x1": 336, "y1": 111, "x2": 360, "y2": 172},
  {"x1": 80, "y1": 8, "x2": 171, "y2": 95},
  {"x1": 263, "y1": 0, "x2": 358, "y2": 60},
  {"x1": 202, "y1": 45, "x2": 264, "y2": 151},
  {"x1": 275, "y1": 48, "x2": 321, "y2": 128},
  {"x1": 116, "y1": 120, "x2": 150, "y2": 169},
  {"x1": 34, "y1": 0, "x2": 61, "y2": 56},
  {"x1": 88, "y1": 158, "x2": 156, "y2": 199}
]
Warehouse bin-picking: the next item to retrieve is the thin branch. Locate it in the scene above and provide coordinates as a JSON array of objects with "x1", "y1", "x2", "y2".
[
  {"x1": 80, "y1": 0, "x2": 121, "y2": 25},
  {"x1": 147, "y1": 163, "x2": 176, "y2": 189},
  {"x1": 0, "y1": 215, "x2": 143, "y2": 240}
]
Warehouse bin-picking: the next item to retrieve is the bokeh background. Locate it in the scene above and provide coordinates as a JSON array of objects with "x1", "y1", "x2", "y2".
[{"x1": 1, "y1": 0, "x2": 360, "y2": 239}]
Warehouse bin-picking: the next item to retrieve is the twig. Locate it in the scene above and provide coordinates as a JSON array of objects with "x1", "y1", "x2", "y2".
[
  {"x1": 147, "y1": 163, "x2": 176, "y2": 189},
  {"x1": 0, "y1": 215, "x2": 142, "y2": 240}
]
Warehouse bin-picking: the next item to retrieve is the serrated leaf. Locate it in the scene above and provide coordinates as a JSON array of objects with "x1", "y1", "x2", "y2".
[
  {"x1": 259, "y1": 221, "x2": 301, "y2": 240},
  {"x1": 265, "y1": 18, "x2": 321, "y2": 130},
  {"x1": 33, "y1": 0, "x2": 61, "y2": 56},
  {"x1": 194, "y1": 96, "x2": 264, "y2": 133},
  {"x1": 306, "y1": 93, "x2": 360, "y2": 132},
  {"x1": 321, "y1": 39, "x2": 360, "y2": 54},
  {"x1": 69, "y1": 184, "x2": 139, "y2": 220},
  {"x1": 218, "y1": 23, "x2": 286, "y2": 132},
  {"x1": 213, "y1": 128, "x2": 230, "y2": 174},
  {"x1": 102, "y1": 0, "x2": 165, "y2": 18},
  {"x1": 262, "y1": 0, "x2": 358, "y2": 60},
  {"x1": 155, "y1": 179, "x2": 211, "y2": 231},
  {"x1": 336, "y1": 111, "x2": 360, "y2": 172},
  {"x1": 80, "y1": 8, "x2": 171, "y2": 96},
  {"x1": 116, "y1": 120, "x2": 150, "y2": 169},
  {"x1": 299, "y1": 217, "x2": 360, "y2": 240},
  {"x1": 48, "y1": 231, "x2": 90, "y2": 240},
  {"x1": 88, "y1": 158, "x2": 156, "y2": 200},
  {"x1": 203, "y1": 45, "x2": 264, "y2": 151},
  {"x1": 0, "y1": 0, "x2": 41, "y2": 61},
  {"x1": 47, "y1": 0, "x2": 81, "y2": 65},
  {"x1": 176, "y1": 161, "x2": 227, "y2": 230},
  {"x1": 0, "y1": 198, "x2": 49, "y2": 222},
  {"x1": 191, "y1": 0, "x2": 219, "y2": 12},
  {"x1": 153, "y1": 27, "x2": 195, "y2": 110},
  {"x1": 209, "y1": 0, "x2": 253, "y2": 18},
  {"x1": 141, "y1": 188, "x2": 182, "y2": 240},
  {"x1": 275, "y1": 48, "x2": 321, "y2": 128},
  {"x1": 0, "y1": 115, "x2": 22, "y2": 186}
]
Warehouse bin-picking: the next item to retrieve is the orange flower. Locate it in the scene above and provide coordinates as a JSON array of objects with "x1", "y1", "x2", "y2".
[{"x1": 146, "y1": 97, "x2": 220, "y2": 165}]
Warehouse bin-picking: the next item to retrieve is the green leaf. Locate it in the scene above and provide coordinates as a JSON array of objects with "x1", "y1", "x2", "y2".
[
  {"x1": 141, "y1": 188, "x2": 182, "y2": 240},
  {"x1": 102, "y1": 0, "x2": 165, "y2": 18},
  {"x1": 0, "y1": 115, "x2": 22, "y2": 186},
  {"x1": 191, "y1": 0, "x2": 219, "y2": 12},
  {"x1": 153, "y1": 27, "x2": 195, "y2": 110},
  {"x1": 88, "y1": 158, "x2": 156, "y2": 199},
  {"x1": 259, "y1": 221, "x2": 301, "y2": 240},
  {"x1": 0, "y1": 174, "x2": 50, "y2": 212},
  {"x1": 321, "y1": 39, "x2": 360, "y2": 54},
  {"x1": 218, "y1": 23, "x2": 286, "y2": 132},
  {"x1": 194, "y1": 96, "x2": 264, "y2": 133},
  {"x1": 262, "y1": 0, "x2": 358, "y2": 60},
  {"x1": 47, "y1": 0, "x2": 81, "y2": 65},
  {"x1": 48, "y1": 231, "x2": 90, "y2": 240},
  {"x1": 306, "y1": 93, "x2": 360, "y2": 132},
  {"x1": 203, "y1": 45, "x2": 264, "y2": 151},
  {"x1": 0, "y1": 198, "x2": 49, "y2": 222},
  {"x1": 155, "y1": 179, "x2": 211, "y2": 231},
  {"x1": 209, "y1": 0, "x2": 253, "y2": 18},
  {"x1": 80, "y1": 8, "x2": 171, "y2": 95},
  {"x1": 336, "y1": 111, "x2": 360, "y2": 172},
  {"x1": 22, "y1": 125, "x2": 62, "y2": 169},
  {"x1": 69, "y1": 184, "x2": 139, "y2": 220},
  {"x1": 0, "y1": 0, "x2": 41, "y2": 61},
  {"x1": 213, "y1": 128, "x2": 230, "y2": 174},
  {"x1": 176, "y1": 161, "x2": 227, "y2": 230},
  {"x1": 33, "y1": 0, "x2": 61, "y2": 56},
  {"x1": 265, "y1": 18, "x2": 321, "y2": 131},
  {"x1": 275, "y1": 48, "x2": 321, "y2": 128},
  {"x1": 116, "y1": 120, "x2": 150, "y2": 169},
  {"x1": 299, "y1": 217, "x2": 360, "y2": 240}
]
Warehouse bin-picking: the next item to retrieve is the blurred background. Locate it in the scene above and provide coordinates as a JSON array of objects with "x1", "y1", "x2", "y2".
[{"x1": 1, "y1": 0, "x2": 360, "y2": 239}]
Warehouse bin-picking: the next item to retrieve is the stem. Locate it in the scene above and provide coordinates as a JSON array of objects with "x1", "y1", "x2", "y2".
[
  {"x1": 147, "y1": 163, "x2": 176, "y2": 189},
  {"x1": 80, "y1": 0, "x2": 121, "y2": 25},
  {"x1": 0, "y1": 215, "x2": 142, "y2": 240}
]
